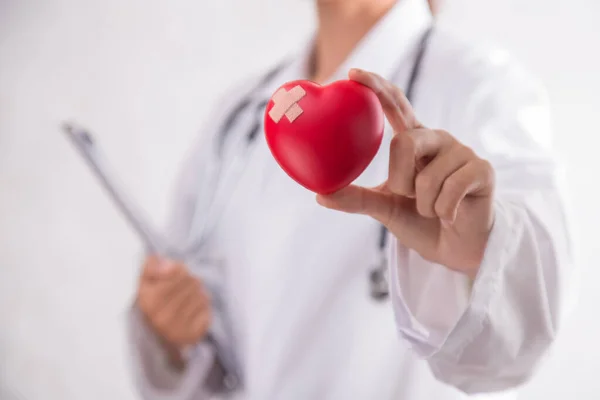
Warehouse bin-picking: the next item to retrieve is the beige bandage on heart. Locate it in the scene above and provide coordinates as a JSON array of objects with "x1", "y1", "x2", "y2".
[{"x1": 268, "y1": 85, "x2": 307, "y2": 123}]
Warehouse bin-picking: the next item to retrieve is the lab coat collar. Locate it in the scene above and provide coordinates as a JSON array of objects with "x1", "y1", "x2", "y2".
[{"x1": 260, "y1": 0, "x2": 433, "y2": 98}]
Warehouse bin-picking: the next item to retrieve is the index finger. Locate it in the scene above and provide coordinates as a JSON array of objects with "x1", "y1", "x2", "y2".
[{"x1": 348, "y1": 68, "x2": 421, "y2": 134}]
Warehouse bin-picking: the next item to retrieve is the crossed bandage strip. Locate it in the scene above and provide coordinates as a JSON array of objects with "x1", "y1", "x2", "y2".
[{"x1": 268, "y1": 85, "x2": 307, "y2": 123}]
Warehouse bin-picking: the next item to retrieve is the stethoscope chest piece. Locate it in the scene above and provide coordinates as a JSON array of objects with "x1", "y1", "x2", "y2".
[{"x1": 369, "y1": 256, "x2": 390, "y2": 301}]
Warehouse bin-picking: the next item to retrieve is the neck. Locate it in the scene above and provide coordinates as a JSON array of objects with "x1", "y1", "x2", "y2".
[{"x1": 310, "y1": 0, "x2": 398, "y2": 83}]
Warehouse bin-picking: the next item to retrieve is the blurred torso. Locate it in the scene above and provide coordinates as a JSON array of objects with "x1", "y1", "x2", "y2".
[{"x1": 185, "y1": 1, "x2": 521, "y2": 399}]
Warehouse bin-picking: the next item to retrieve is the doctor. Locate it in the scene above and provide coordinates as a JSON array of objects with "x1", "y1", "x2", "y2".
[{"x1": 127, "y1": 0, "x2": 574, "y2": 399}]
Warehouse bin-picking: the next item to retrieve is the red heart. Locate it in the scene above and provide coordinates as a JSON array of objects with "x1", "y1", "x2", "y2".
[{"x1": 263, "y1": 79, "x2": 385, "y2": 195}]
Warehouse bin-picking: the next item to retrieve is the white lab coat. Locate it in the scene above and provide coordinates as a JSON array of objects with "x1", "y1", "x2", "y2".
[{"x1": 126, "y1": 0, "x2": 576, "y2": 399}]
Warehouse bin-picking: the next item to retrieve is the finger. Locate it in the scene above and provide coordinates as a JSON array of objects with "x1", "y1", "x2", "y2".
[
  {"x1": 318, "y1": 184, "x2": 443, "y2": 247},
  {"x1": 434, "y1": 159, "x2": 490, "y2": 222},
  {"x1": 388, "y1": 83, "x2": 422, "y2": 130},
  {"x1": 164, "y1": 277, "x2": 200, "y2": 316},
  {"x1": 317, "y1": 184, "x2": 446, "y2": 256},
  {"x1": 316, "y1": 185, "x2": 396, "y2": 226},
  {"x1": 388, "y1": 129, "x2": 452, "y2": 197},
  {"x1": 349, "y1": 69, "x2": 397, "y2": 109},
  {"x1": 349, "y1": 68, "x2": 419, "y2": 133},
  {"x1": 186, "y1": 289, "x2": 211, "y2": 322},
  {"x1": 153, "y1": 278, "x2": 199, "y2": 332},
  {"x1": 147, "y1": 267, "x2": 188, "y2": 310},
  {"x1": 174, "y1": 302, "x2": 205, "y2": 344},
  {"x1": 414, "y1": 146, "x2": 474, "y2": 218},
  {"x1": 139, "y1": 263, "x2": 187, "y2": 310},
  {"x1": 171, "y1": 290, "x2": 209, "y2": 343}
]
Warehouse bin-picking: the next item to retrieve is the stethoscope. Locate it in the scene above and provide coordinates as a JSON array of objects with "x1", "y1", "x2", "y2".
[
  {"x1": 180, "y1": 26, "x2": 433, "y2": 391},
  {"x1": 369, "y1": 27, "x2": 433, "y2": 300}
]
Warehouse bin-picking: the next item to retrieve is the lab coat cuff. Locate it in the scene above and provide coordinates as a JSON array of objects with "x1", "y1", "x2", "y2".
[
  {"x1": 127, "y1": 305, "x2": 216, "y2": 399},
  {"x1": 431, "y1": 199, "x2": 520, "y2": 360},
  {"x1": 390, "y1": 200, "x2": 517, "y2": 360}
]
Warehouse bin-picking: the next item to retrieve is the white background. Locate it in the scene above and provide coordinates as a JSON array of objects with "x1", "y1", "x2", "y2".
[{"x1": 0, "y1": 0, "x2": 598, "y2": 399}]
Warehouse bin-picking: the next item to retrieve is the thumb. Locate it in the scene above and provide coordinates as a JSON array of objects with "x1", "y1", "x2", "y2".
[{"x1": 316, "y1": 185, "x2": 394, "y2": 225}]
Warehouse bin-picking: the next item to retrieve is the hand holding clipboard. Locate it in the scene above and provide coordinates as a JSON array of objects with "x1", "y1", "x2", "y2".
[{"x1": 62, "y1": 122, "x2": 240, "y2": 391}]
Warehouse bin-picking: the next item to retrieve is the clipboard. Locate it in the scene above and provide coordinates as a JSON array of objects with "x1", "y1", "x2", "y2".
[
  {"x1": 62, "y1": 122, "x2": 168, "y2": 254},
  {"x1": 62, "y1": 122, "x2": 240, "y2": 391}
]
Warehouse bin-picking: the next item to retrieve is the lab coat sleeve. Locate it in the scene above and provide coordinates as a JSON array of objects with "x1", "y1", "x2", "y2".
[
  {"x1": 389, "y1": 58, "x2": 577, "y2": 394},
  {"x1": 127, "y1": 303, "x2": 224, "y2": 400}
]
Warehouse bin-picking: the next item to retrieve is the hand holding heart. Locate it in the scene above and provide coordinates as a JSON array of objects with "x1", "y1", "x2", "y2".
[{"x1": 317, "y1": 69, "x2": 496, "y2": 278}]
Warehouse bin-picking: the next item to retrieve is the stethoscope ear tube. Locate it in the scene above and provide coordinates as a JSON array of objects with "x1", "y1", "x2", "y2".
[
  {"x1": 367, "y1": 26, "x2": 433, "y2": 301},
  {"x1": 369, "y1": 224, "x2": 390, "y2": 300}
]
